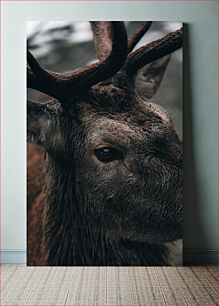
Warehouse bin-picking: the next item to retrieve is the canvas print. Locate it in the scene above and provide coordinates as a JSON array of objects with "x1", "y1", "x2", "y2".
[{"x1": 27, "y1": 21, "x2": 183, "y2": 266}]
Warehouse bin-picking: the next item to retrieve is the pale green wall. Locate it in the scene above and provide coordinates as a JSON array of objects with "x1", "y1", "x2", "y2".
[{"x1": 1, "y1": 1, "x2": 218, "y2": 262}]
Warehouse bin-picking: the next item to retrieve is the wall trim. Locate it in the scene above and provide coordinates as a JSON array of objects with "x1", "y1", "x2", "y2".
[
  {"x1": 0, "y1": 250, "x2": 26, "y2": 264},
  {"x1": 0, "y1": 249, "x2": 218, "y2": 264}
]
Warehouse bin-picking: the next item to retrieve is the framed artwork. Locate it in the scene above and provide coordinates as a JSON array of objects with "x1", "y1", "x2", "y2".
[{"x1": 27, "y1": 21, "x2": 183, "y2": 266}]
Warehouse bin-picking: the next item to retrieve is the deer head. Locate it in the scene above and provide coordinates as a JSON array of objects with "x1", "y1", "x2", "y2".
[{"x1": 27, "y1": 22, "x2": 183, "y2": 265}]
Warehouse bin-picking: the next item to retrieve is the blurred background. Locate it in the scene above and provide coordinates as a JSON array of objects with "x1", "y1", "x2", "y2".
[{"x1": 27, "y1": 21, "x2": 183, "y2": 139}]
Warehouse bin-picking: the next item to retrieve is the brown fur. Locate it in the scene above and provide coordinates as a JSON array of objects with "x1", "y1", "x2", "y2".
[{"x1": 27, "y1": 86, "x2": 182, "y2": 266}]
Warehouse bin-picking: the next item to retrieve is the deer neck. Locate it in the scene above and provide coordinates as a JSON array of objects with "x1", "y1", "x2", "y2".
[{"x1": 43, "y1": 159, "x2": 169, "y2": 266}]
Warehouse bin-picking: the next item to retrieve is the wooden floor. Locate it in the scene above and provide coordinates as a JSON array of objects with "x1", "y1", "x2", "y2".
[{"x1": 1, "y1": 265, "x2": 218, "y2": 305}]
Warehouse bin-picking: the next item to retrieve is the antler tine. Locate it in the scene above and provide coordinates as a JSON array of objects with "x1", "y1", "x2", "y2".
[
  {"x1": 91, "y1": 22, "x2": 152, "y2": 59},
  {"x1": 27, "y1": 22, "x2": 128, "y2": 105},
  {"x1": 27, "y1": 52, "x2": 63, "y2": 99},
  {"x1": 126, "y1": 27, "x2": 183, "y2": 73},
  {"x1": 128, "y1": 22, "x2": 152, "y2": 53},
  {"x1": 90, "y1": 22, "x2": 112, "y2": 60}
]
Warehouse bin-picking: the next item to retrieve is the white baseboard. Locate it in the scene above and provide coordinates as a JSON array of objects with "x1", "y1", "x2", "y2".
[{"x1": 0, "y1": 250, "x2": 26, "y2": 264}]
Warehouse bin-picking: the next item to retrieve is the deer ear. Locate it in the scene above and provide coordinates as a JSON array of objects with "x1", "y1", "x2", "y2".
[
  {"x1": 134, "y1": 55, "x2": 170, "y2": 99},
  {"x1": 27, "y1": 100, "x2": 62, "y2": 153}
]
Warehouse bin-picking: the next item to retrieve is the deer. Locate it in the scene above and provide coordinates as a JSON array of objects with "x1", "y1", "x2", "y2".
[{"x1": 27, "y1": 22, "x2": 183, "y2": 266}]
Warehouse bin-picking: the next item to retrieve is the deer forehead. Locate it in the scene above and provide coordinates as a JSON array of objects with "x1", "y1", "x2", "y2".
[
  {"x1": 86, "y1": 118, "x2": 144, "y2": 148},
  {"x1": 79, "y1": 105, "x2": 172, "y2": 150},
  {"x1": 79, "y1": 97, "x2": 172, "y2": 129}
]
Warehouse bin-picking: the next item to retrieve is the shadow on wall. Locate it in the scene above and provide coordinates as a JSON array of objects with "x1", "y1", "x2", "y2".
[{"x1": 183, "y1": 24, "x2": 208, "y2": 263}]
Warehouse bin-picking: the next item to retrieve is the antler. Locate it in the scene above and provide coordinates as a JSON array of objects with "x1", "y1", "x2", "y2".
[
  {"x1": 125, "y1": 27, "x2": 183, "y2": 73},
  {"x1": 28, "y1": 22, "x2": 183, "y2": 105},
  {"x1": 27, "y1": 22, "x2": 128, "y2": 105},
  {"x1": 128, "y1": 22, "x2": 152, "y2": 53},
  {"x1": 90, "y1": 22, "x2": 112, "y2": 60},
  {"x1": 91, "y1": 21, "x2": 152, "y2": 59}
]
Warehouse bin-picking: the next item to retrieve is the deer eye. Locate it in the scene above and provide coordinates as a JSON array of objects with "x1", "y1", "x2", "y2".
[{"x1": 94, "y1": 147, "x2": 123, "y2": 163}]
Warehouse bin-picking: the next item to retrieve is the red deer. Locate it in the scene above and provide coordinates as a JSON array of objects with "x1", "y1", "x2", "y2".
[{"x1": 27, "y1": 22, "x2": 183, "y2": 266}]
